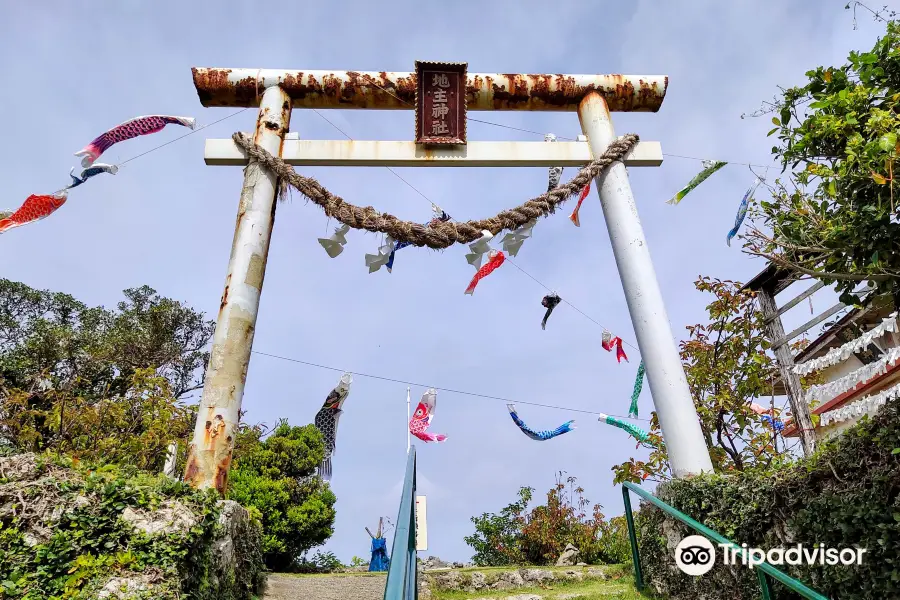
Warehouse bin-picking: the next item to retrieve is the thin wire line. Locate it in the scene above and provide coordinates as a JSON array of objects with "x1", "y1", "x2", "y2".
[
  {"x1": 251, "y1": 349, "x2": 650, "y2": 421},
  {"x1": 313, "y1": 109, "x2": 436, "y2": 205},
  {"x1": 117, "y1": 108, "x2": 252, "y2": 167},
  {"x1": 312, "y1": 108, "x2": 638, "y2": 351}
]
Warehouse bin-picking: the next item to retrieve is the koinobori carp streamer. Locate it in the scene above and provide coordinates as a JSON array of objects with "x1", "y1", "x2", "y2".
[
  {"x1": 75, "y1": 115, "x2": 196, "y2": 167},
  {"x1": 0, "y1": 192, "x2": 68, "y2": 234},
  {"x1": 602, "y1": 330, "x2": 629, "y2": 363},
  {"x1": 312, "y1": 372, "x2": 353, "y2": 480},
  {"x1": 666, "y1": 160, "x2": 727, "y2": 205},
  {"x1": 409, "y1": 388, "x2": 447, "y2": 443},
  {"x1": 507, "y1": 403, "x2": 575, "y2": 441},
  {"x1": 465, "y1": 250, "x2": 506, "y2": 295}
]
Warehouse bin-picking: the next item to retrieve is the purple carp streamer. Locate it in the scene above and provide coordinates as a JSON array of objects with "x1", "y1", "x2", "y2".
[{"x1": 75, "y1": 115, "x2": 196, "y2": 167}]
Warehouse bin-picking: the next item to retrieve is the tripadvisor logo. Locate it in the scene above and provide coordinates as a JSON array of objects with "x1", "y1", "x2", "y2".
[{"x1": 674, "y1": 535, "x2": 867, "y2": 576}]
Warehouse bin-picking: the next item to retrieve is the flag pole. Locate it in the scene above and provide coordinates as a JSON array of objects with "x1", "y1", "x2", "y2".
[{"x1": 406, "y1": 387, "x2": 411, "y2": 453}]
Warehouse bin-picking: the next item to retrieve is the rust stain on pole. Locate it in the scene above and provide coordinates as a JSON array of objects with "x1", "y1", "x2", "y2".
[{"x1": 191, "y1": 68, "x2": 667, "y2": 112}]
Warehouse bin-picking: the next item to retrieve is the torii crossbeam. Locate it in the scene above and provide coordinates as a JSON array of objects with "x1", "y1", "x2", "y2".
[{"x1": 184, "y1": 66, "x2": 714, "y2": 494}]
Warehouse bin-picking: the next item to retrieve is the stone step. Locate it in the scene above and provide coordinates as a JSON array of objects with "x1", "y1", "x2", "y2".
[{"x1": 262, "y1": 573, "x2": 387, "y2": 600}]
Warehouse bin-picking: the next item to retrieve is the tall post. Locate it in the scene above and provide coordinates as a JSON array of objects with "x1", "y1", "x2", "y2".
[
  {"x1": 184, "y1": 84, "x2": 292, "y2": 493},
  {"x1": 577, "y1": 91, "x2": 713, "y2": 477},
  {"x1": 757, "y1": 287, "x2": 816, "y2": 455}
]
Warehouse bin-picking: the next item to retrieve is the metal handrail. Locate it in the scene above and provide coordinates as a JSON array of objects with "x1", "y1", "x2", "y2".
[
  {"x1": 384, "y1": 446, "x2": 417, "y2": 600},
  {"x1": 622, "y1": 481, "x2": 829, "y2": 600}
]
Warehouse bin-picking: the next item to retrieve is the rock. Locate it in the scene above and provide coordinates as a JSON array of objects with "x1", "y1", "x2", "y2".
[
  {"x1": 557, "y1": 594, "x2": 586, "y2": 600},
  {"x1": 433, "y1": 570, "x2": 462, "y2": 589},
  {"x1": 555, "y1": 543, "x2": 580, "y2": 566},
  {"x1": 0, "y1": 453, "x2": 40, "y2": 482},
  {"x1": 469, "y1": 571, "x2": 487, "y2": 590},
  {"x1": 520, "y1": 568, "x2": 555, "y2": 583},
  {"x1": 563, "y1": 569, "x2": 583, "y2": 581},
  {"x1": 421, "y1": 555, "x2": 450, "y2": 570},
  {"x1": 470, "y1": 596, "x2": 542, "y2": 600},
  {"x1": 121, "y1": 500, "x2": 197, "y2": 536},
  {"x1": 452, "y1": 561, "x2": 465, "y2": 569},
  {"x1": 585, "y1": 568, "x2": 608, "y2": 580},
  {"x1": 96, "y1": 575, "x2": 152, "y2": 599},
  {"x1": 575, "y1": 562, "x2": 587, "y2": 566},
  {"x1": 491, "y1": 570, "x2": 525, "y2": 589}
]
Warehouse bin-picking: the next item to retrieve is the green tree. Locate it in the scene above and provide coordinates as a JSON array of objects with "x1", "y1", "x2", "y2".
[
  {"x1": 228, "y1": 421, "x2": 337, "y2": 571},
  {"x1": 613, "y1": 277, "x2": 786, "y2": 484},
  {"x1": 743, "y1": 17, "x2": 900, "y2": 305},
  {"x1": 0, "y1": 279, "x2": 214, "y2": 400},
  {"x1": 0, "y1": 279, "x2": 213, "y2": 468}
]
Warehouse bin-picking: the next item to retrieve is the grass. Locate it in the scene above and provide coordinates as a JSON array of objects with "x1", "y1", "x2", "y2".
[
  {"x1": 429, "y1": 564, "x2": 657, "y2": 600},
  {"x1": 432, "y1": 577, "x2": 649, "y2": 600},
  {"x1": 270, "y1": 564, "x2": 659, "y2": 599}
]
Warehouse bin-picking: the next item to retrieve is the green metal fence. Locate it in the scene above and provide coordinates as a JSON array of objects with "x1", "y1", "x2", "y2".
[
  {"x1": 384, "y1": 446, "x2": 418, "y2": 600},
  {"x1": 622, "y1": 481, "x2": 829, "y2": 600}
]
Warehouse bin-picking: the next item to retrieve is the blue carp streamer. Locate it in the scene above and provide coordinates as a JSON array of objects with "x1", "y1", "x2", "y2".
[{"x1": 507, "y1": 403, "x2": 575, "y2": 441}]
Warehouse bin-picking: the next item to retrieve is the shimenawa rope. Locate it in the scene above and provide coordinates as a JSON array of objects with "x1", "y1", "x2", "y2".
[{"x1": 231, "y1": 131, "x2": 638, "y2": 250}]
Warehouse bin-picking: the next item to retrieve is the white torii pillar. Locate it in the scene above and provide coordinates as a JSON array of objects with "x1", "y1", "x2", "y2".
[{"x1": 188, "y1": 67, "x2": 713, "y2": 494}]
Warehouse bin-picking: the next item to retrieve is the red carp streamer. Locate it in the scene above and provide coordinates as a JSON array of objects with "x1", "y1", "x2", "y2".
[
  {"x1": 602, "y1": 332, "x2": 629, "y2": 363},
  {"x1": 465, "y1": 250, "x2": 506, "y2": 295},
  {"x1": 75, "y1": 115, "x2": 196, "y2": 167},
  {"x1": 569, "y1": 181, "x2": 592, "y2": 227},
  {"x1": 0, "y1": 192, "x2": 68, "y2": 234}
]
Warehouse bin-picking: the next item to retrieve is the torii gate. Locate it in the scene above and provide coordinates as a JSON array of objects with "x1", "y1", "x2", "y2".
[{"x1": 184, "y1": 64, "x2": 714, "y2": 494}]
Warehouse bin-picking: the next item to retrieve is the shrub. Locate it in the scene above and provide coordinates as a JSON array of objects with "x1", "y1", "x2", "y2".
[
  {"x1": 465, "y1": 473, "x2": 630, "y2": 567},
  {"x1": 635, "y1": 397, "x2": 900, "y2": 599},
  {"x1": 227, "y1": 421, "x2": 337, "y2": 571}
]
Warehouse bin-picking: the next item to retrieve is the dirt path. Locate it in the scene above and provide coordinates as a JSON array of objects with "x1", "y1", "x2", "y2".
[{"x1": 263, "y1": 573, "x2": 387, "y2": 600}]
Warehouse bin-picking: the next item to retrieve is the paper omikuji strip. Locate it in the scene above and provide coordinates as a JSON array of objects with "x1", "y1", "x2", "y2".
[
  {"x1": 312, "y1": 372, "x2": 353, "y2": 481},
  {"x1": 409, "y1": 388, "x2": 447, "y2": 443},
  {"x1": 598, "y1": 413, "x2": 652, "y2": 444},
  {"x1": 726, "y1": 177, "x2": 762, "y2": 246},
  {"x1": 506, "y1": 403, "x2": 575, "y2": 441},
  {"x1": 465, "y1": 250, "x2": 505, "y2": 295},
  {"x1": 75, "y1": 115, "x2": 196, "y2": 168},
  {"x1": 629, "y1": 361, "x2": 645, "y2": 418},
  {"x1": 569, "y1": 181, "x2": 592, "y2": 227},
  {"x1": 0, "y1": 192, "x2": 68, "y2": 234},
  {"x1": 666, "y1": 160, "x2": 727, "y2": 205}
]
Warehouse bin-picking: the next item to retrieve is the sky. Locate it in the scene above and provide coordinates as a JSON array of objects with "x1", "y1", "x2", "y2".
[{"x1": 0, "y1": 0, "x2": 894, "y2": 564}]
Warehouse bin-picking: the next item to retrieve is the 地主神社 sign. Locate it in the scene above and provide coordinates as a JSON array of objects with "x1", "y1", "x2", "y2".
[{"x1": 415, "y1": 61, "x2": 466, "y2": 146}]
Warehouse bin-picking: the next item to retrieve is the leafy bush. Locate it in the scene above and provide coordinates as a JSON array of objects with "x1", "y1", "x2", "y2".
[
  {"x1": 1, "y1": 369, "x2": 193, "y2": 472},
  {"x1": 227, "y1": 421, "x2": 337, "y2": 571},
  {"x1": 0, "y1": 453, "x2": 264, "y2": 600},
  {"x1": 636, "y1": 397, "x2": 900, "y2": 599},
  {"x1": 465, "y1": 473, "x2": 631, "y2": 567}
]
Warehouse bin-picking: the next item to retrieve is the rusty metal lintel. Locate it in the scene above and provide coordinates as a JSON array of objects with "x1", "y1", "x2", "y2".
[{"x1": 191, "y1": 68, "x2": 668, "y2": 112}]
